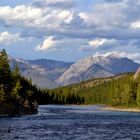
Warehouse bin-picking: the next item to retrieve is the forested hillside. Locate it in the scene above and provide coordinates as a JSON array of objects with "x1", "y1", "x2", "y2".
[
  {"x1": 50, "y1": 72, "x2": 140, "y2": 107},
  {"x1": 0, "y1": 49, "x2": 39, "y2": 115}
]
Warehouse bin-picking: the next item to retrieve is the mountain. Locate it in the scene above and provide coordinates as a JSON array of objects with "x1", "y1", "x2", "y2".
[
  {"x1": 57, "y1": 54, "x2": 140, "y2": 86},
  {"x1": 9, "y1": 57, "x2": 73, "y2": 89},
  {"x1": 9, "y1": 53, "x2": 140, "y2": 88},
  {"x1": 27, "y1": 59, "x2": 73, "y2": 81},
  {"x1": 97, "y1": 54, "x2": 140, "y2": 74}
]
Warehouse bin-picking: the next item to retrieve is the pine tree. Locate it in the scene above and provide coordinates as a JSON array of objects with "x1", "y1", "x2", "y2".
[
  {"x1": 11, "y1": 81, "x2": 21, "y2": 100},
  {"x1": 12, "y1": 63, "x2": 21, "y2": 78},
  {"x1": 0, "y1": 49, "x2": 12, "y2": 89},
  {"x1": 25, "y1": 90, "x2": 33, "y2": 99}
]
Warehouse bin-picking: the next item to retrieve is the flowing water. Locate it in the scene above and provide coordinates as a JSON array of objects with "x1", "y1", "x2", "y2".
[{"x1": 0, "y1": 105, "x2": 140, "y2": 140}]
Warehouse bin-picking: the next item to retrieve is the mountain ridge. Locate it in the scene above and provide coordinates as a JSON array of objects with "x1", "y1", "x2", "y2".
[
  {"x1": 8, "y1": 54, "x2": 140, "y2": 88},
  {"x1": 9, "y1": 57, "x2": 72, "y2": 89},
  {"x1": 57, "y1": 55, "x2": 140, "y2": 86}
]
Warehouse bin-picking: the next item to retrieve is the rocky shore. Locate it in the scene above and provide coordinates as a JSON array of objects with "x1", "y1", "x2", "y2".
[{"x1": 0, "y1": 98, "x2": 38, "y2": 117}]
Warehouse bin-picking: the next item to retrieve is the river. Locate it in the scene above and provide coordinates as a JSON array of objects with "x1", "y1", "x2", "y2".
[{"x1": 0, "y1": 105, "x2": 140, "y2": 140}]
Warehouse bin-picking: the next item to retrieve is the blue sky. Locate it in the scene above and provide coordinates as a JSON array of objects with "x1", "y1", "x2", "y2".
[{"x1": 0, "y1": 0, "x2": 140, "y2": 62}]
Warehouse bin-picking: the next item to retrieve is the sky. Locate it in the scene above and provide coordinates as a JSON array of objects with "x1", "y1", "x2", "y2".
[{"x1": 0, "y1": 0, "x2": 140, "y2": 62}]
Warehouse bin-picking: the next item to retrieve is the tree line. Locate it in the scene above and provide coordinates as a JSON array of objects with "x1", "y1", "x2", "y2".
[
  {"x1": 52, "y1": 73, "x2": 140, "y2": 107},
  {"x1": 1, "y1": 49, "x2": 140, "y2": 108},
  {"x1": 0, "y1": 49, "x2": 84, "y2": 105}
]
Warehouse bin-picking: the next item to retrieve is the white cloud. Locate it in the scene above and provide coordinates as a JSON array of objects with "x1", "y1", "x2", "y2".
[
  {"x1": 130, "y1": 21, "x2": 140, "y2": 28},
  {"x1": 93, "y1": 51, "x2": 126, "y2": 58},
  {"x1": 35, "y1": 36, "x2": 57, "y2": 51},
  {"x1": 58, "y1": 10, "x2": 71, "y2": 19},
  {"x1": 35, "y1": 36, "x2": 85, "y2": 52},
  {"x1": 0, "y1": 31, "x2": 22, "y2": 45},
  {"x1": 0, "y1": 5, "x2": 75, "y2": 30},
  {"x1": 0, "y1": 5, "x2": 44, "y2": 27},
  {"x1": 92, "y1": 51, "x2": 140, "y2": 63},
  {"x1": 58, "y1": 10, "x2": 73, "y2": 23},
  {"x1": 1, "y1": 0, "x2": 140, "y2": 62},
  {"x1": 78, "y1": 12, "x2": 89, "y2": 22},
  {"x1": 84, "y1": 38, "x2": 119, "y2": 51},
  {"x1": 77, "y1": 1, "x2": 126, "y2": 29},
  {"x1": 88, "y1": 39, "x2": 108, "y2": 48}
]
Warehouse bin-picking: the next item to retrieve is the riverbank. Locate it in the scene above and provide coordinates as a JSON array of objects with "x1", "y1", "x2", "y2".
[
  {"x1": 0, "y1": 99, "x2": 38, "y2": 117},
  {"x1": 39, "y1": 104, "x2": 140, "y2": 113},
  {"x1": 101, "y1": 106, "x2": 140, "y2": 112}
]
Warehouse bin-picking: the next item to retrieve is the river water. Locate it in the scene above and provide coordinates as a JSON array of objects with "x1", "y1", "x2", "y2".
[{"x1": 0, "y1": 105, "x2": 140, "y2": 140}]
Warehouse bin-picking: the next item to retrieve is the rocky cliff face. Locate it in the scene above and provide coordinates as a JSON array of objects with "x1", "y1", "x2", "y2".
[{"x1": 57, "y1": 54, "x2": 140, "y2": 86}]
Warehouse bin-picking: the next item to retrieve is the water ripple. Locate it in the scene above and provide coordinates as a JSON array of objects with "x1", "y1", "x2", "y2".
[{"x1": 0, "y1": 105, "x2": 140, "y2": 140}]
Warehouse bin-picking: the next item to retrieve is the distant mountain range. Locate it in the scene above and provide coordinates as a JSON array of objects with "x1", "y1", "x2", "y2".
[
  {"x1": 9, "y1": 53, "x2": 140, "y2": 88},
  {"x1": 9, "y1": 58, "x2": 73, "y2": 89},
  {"x1": 57, "y1": 54, "x2": 140, "y2": 85}
]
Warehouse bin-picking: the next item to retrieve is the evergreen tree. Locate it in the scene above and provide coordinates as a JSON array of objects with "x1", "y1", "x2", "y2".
[
  {"x1": 12, "y1": 63, "x2": 21, "y2": 78},
  {"x1": 0, "y1": 49, "x2": 12, "y2": 90},
  {"x1": 0, "y1": 85, "x2": 5, "y2": 102},
  {"x1": 25, "y1": 90, "x2": 33, "y2": 99},
  {"x1": 11, "y1": 80, "x2": 21, "y2": 100}
]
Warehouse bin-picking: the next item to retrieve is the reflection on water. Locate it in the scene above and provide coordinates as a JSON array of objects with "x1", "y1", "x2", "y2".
[{"x1": 0, "y1": 105, "x2": 140, "y2": 140}]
